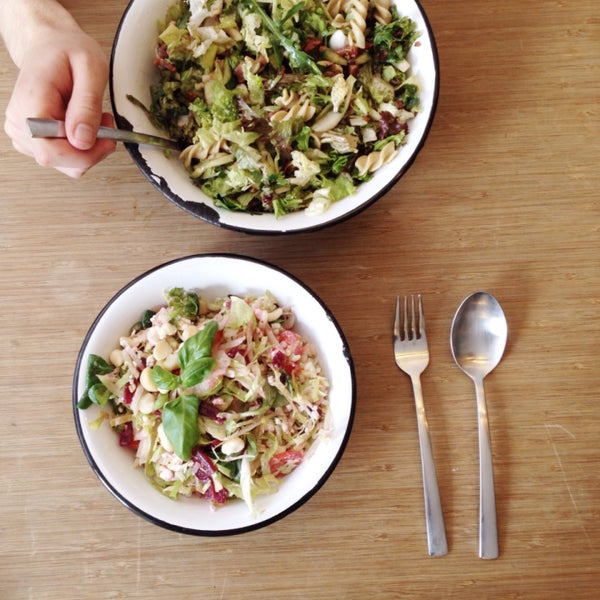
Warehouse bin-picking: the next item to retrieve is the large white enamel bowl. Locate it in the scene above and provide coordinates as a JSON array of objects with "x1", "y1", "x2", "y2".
[
  {"x1": 73, "y1": 254, "x2": 355, "y2": 535},
  {"x1": 110, "y1": 0, "x2": 439, "y2": 234}
]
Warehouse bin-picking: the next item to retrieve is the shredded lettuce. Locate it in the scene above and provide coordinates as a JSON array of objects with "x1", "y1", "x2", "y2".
[{"x1": 79, "y1": 289, "x2": 330, "y2": 511}]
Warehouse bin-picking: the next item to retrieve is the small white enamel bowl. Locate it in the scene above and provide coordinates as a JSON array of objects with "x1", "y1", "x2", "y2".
[
  {"x1": 73, "y1": 254, "x2": 355, "y2": 535},
  {"x1": 110, "y1": 0, "x2": 439, "y2": 234}
]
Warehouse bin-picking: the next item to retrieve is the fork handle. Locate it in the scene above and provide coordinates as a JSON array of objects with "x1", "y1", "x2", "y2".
[{"x1": 411, "y1": 374, "x2": 448, "y2": 556}]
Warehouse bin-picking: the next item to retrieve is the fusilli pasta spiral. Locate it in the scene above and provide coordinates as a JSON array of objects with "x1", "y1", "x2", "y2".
[
  {"x1": 270, "y1": 91, "x2": 317, "y2": 123},
  {"x1": 354, "y1": 141, "x2": 398, "y2": 176},
  {"x1": 371, "y1": 0, "x2": 392, "y2": 25},
  {"x1": 345, "y1": 0, "x2": 369, "y2": 49}
]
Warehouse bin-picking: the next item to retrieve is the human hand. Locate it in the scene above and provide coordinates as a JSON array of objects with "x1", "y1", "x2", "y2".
[{"x1": 4, "y1": 24, "x2": 116, "y2": 177}]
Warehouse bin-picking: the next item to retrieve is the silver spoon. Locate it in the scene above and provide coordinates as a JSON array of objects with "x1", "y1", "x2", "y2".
[
  {"x1": 26, "y1": 118, "x2": 182, "y2": 151},
  {"x1": 450, "y1": 291, "x2": 507, "y2": 559}
]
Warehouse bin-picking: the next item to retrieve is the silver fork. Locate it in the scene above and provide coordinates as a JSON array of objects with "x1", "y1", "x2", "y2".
[{"x1": 394, "y1": 295, "x2": 448, "y2": 556}]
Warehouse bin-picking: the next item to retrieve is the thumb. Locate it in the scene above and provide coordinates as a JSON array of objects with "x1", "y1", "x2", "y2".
[{"x1": 65, "y1": 51, "x2": 109, "y2": 150}]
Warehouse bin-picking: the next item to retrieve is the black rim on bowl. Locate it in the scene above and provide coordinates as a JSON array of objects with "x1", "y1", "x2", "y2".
[
  {"x1": 73, "y1": 253, "x2": 356, "y2": 535},
  {"x1": 109, "y1": 0, "x2": 440, "y2": 235}
]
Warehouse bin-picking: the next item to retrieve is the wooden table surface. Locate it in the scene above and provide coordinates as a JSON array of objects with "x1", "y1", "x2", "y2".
[{"x1": 1, "y1": 1, "x2": 598, "y2": 598}]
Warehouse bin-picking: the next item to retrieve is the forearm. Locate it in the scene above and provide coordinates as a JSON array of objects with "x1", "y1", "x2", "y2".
[{"x1": 0, "y1": 0, "x2": 79, "y2": 67}]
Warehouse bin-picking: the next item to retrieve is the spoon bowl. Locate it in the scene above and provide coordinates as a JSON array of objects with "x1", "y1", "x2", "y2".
[
  {"x1": 450, "y1": 292, "x2": 507, "y2": 380},
  {"x1": 450, "y1": 291, "x2": 507, "y2": 559}
]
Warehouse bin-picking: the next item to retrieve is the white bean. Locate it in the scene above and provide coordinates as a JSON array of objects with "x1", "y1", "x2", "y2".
[
  {"x1": 140, "y1": 366, "x2": 158, "y2": 392},
  {"x1": 158, "y1": 352, "x2": 179, "y2": 372},
  {"x1": 160, "y1": 322, "x2": 177, "y2": 337},
  {"x1": 109, "y1": 348, "x2": 124, "y2": 367},
  {"x1": 153, "y1": 339, "x2": 172, "y2": 361},
  {"x1": 221, "y1": 436, "x2": 245, "y2": 456},
  {"x1": 138, "y1": 393, "x2": 156, "y2": 415},
  {"x1": 157, "y1": 423, "x2": 174, "y2": 453},
  {"x1": 181, "y1": 325, "x2": 199, "y2": 341}
]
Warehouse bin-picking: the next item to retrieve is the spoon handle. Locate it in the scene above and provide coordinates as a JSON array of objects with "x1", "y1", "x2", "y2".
[
  {"x1": 411, "y1": 374, "x2": 448, "y2": 556},
  {"x1": 475, "y1": 378, "x2": 499, "y2": 559}
]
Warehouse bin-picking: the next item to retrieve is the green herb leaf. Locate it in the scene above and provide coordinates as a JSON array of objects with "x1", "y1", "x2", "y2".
[
  {"x1": 88, "y1": 382, "x2": 111, "y2": 406},
  {"x1": 180, "y1": 357, "x2": 217, "y2": 388},
  {"x1": 151, "y1": 365, "x2": 180, "y2": 391},
  {"x1": 77, "y1": 395, "x2": 93, "y2": 410},
  {"x1": 162, "y1": 395, "x2": 200, "y2": 461},
  {"x1": 85, "y1": 354, "x2": 113, "y2": 390},
  {"x1": 294, "y1": 126, "x2": 311, "y2": 152},
  {"x1": 153, "y1": 392, "x2": 170, "y2": 411},
  {"x1": 141, "y1": 309, "x2": 156, "y2": 329},
  {"x1": 79, "y1": 354, "x2": 114, "y2": 409},
  {"x1": 178, "y1": 320, "x2": 218, "y2": 368}
]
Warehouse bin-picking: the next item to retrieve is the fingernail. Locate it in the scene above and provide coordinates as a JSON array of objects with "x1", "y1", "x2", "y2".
[{"x1": 73, "y1": 123, "x2": 95, "y2": 149}]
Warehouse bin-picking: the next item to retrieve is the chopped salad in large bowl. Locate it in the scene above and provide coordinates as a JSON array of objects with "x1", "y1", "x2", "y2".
[
  {"x1": 110, "y1": 0, "x2": 439, "y2": 233},
  {"x1": 142, "y1": 0, "x2": 421, "y2": 217}
]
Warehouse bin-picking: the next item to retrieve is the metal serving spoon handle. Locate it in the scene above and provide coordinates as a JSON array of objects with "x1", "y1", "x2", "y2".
[
  {"x1": 450, "y1": 291, "x2": 507, "y2": 560},
  {"x1": 26, "y1": 118, "x2": 182, "y2": 151}
]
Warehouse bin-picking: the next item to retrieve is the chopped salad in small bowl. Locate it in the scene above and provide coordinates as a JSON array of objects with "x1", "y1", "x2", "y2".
[{"x1": 73, "y1": 255, "x2": 355, "y2": 535}]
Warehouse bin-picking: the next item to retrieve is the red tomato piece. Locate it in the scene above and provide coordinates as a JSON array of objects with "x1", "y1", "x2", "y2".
[
  {"x1": 212, "y1": 328, "x2": 224, "y2": 352},
  {"x1": 275, "y1": 330, "x2": 305, "y2": 375},
  {"x1": 269, "y1": 450, "x2": 304, "y2": 477}
]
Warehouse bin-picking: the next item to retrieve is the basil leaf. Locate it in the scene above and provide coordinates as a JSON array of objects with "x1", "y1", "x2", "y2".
[
  {"x1": 180, "y1": 357, "x2": 216, "y2": 388},
  {"x1": 178, "y1": 320, "x2": 218, "y2": 368},
  {"x1": 151, "y1": 365, "x2": 180, "y2": 391},
  {"x1": 162, "y1": 395, "x2": 200, "y2": 461}
]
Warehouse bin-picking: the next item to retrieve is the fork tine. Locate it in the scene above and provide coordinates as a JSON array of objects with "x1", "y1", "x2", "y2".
[
  {"x1": 417, "y1": 293, "x2": 425, "y2": 339},
  {"x1": 410, "y1": 295, "x2": 417, "y2": 339},
  {"x1": 404, "y1": 296, "x2": 411, "y2": 340},
  {"x1": 394, "y1": 296, "x2": 400, "y2": 339}
]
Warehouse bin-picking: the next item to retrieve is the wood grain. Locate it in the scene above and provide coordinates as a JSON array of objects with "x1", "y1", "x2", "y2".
[{"x1": 1, "y1": 1, "x2": 599, "y2": 598}]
